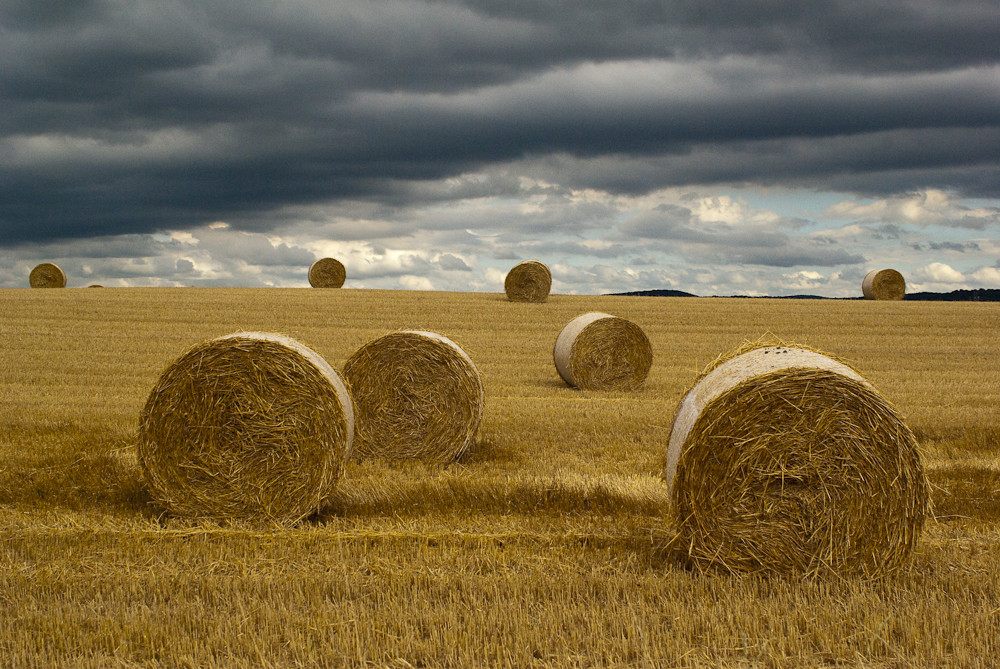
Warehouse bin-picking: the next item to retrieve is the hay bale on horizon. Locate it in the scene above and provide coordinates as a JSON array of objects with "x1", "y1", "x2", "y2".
[
  {"x1": 664, "y1": 343, "x2": 930, "y2": 576},
  {"x1": 29, "y1": 263, "x2": 67, "y2": 288},
  {"x1": 309, "y1": 257, "x2": 346, "y2": 288},
  {"x1": 504, "y1": 260, "x2": 551, "y2": 302},
  {"x1": 343, "y1": 330, "x2": 484, "y2": 461},
  {"x1": 138, "y1": 332, "x2": 354, "y2": 523},
  {"x1": 554, "y1": 312, "x2": 652, "y2": 391},
  {"x1": 862, "y1": 268, "x2": 906, "y2": 300}
]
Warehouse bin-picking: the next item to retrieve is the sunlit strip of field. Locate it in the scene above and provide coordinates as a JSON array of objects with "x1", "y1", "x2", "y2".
[{"x1": 1, "y1": 288, "x2": 998, "y2": 667}]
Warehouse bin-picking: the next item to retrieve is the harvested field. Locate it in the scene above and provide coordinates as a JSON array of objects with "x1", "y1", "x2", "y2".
[{"x1": 1, "y1": 287, "x2": 998, "y2": 667}]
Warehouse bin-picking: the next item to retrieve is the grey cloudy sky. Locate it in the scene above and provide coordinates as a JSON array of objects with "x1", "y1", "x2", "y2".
[{"x1": 2, "y1": 0, "x2": 999, "y2": 295}]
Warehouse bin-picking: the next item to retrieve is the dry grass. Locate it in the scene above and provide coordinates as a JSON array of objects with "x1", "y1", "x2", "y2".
[
  {"x1": 28, "y1": 262, "x2": 66, "y2": 288},
  {"x1": 504, "y1": 259, "x2": 552, "y2": 302},
  {"x1": 553, "y1": 312, "x2": 653, "y2": 391},
  {"x1": 1, "y1": 288, "x2": 998, "y2": 667},
  {"x1": 309, "y1": 257, "x2": 347, "y2": 288},
  {"x1": 863, "y1": 268, "x2": 906, "y2": 300},
  {"x1": 343, "y1": 330, "x2": 484, "y2": 461},
  {"x1": 138, "y1": 332, "x2": 353, "y2": 523}
]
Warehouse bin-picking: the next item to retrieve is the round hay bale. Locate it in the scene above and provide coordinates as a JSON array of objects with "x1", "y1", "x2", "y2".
[
  {"x1": 862, "y1": 268, "x2": 905, "y2": 300},
  {"x1": 29, "y1": 263, "x2": 67, "y2": 288},
  {"x1": 138, "y1": 332, "x2": 354, "y2": 523},
  {"x1": 343, "y1": 330, "x2": 484, "y2": 461},
  {"x1": 87, "y1": 284, "x2": 103, "y2": 288},
  {"x1": 504, "y1": 260, "x2": 551, "y2": 302},
  {"x1": 308, "y1": 257, "x2": 346, "y2": 288},
  {"x1": 665, "y1": 344, "x2": 930, "y2": 576},
  {"x1": 553, "y1": 312, "x2": 652, "y2": 391}
]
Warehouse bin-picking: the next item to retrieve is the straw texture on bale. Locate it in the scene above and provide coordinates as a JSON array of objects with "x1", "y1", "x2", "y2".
[
  {"x1": 29, "y1": 262, "x2": 67, "y2": 288},
  {"x1": 308, "y1": 257, "x2": 347, "y2": 288},
  {"x1": 138, "y1": 332, "x2": 354, "y2": 523},
  {"x1": 862, "y1": 268, "x2": 906, "y2": 300},
  {"x1": 504, "y1": 260, "x2": 552, "y2": 302},
  {"x1": 553, "y1": 312, "x2": 652, "y2": 391},
  {"x1": 665, "y1": 343, "x2": 930, "y2": 576},
  {"x1": 343, "y1": 331, "x2": 484, "y2": 461}
]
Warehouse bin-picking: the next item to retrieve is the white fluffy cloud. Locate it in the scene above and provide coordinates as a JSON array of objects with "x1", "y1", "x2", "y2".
[
  {"x1": 970, "y1": 266, "x2": 1000, "y2": 286},
  {"x1": 917, "y1": 262, "x2": 966, "y2": 283}
]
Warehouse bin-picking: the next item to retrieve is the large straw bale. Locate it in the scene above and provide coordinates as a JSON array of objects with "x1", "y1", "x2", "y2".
[
  {"x1": 862, "y1": 268, "x2": 906, "y2": 300},
  {"x1": 309, "y1": 257, "x2": 347, "y2": 288},
  {"x1": 138, "y1": 332, "x2": 353, "y2": 523},
  {"x1": 554, "y1": 312, "x2": 652, "y2": 391},
  {"x1": 343, "y1": 330, "x2": 484, "y2": 461},
  {"x1": 504, "y1": 260, "x2": 551, "y2": 302},
  {"x1": 665, "y1": 342, "x2": 930, "y2": 576},
  {"x1": 29, "y1": 262, "x2": 67, "y2": 288}
]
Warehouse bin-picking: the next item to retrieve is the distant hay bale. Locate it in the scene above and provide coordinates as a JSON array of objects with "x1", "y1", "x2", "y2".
[
  {"x1": 504, "y1": 260, "x2": 551, "y2": 302},
  {"x1": 343, "y1": 330, "x2": 484, "y2": 461},
  {"x1": 862, "y1": 268, "x2": 906, "y2": 300},
  {"x1": 29, "y1": 263, "x2": 67, "y2": 288},
  {"x1": 308, "y1": 257, "x2": 346, "y2": 288},
  {"x1": 553, "y1": 312, "x2": 653, "y2": 391},
  {"x1": 665, "y1": 343, "x2": 930, "y2": 576},
  {"x1": 87, "y1": 285, "x2": 103, "y2": 288},
  {"x1": 138, "y1": 332, "x2": 354, "y2": 523}
]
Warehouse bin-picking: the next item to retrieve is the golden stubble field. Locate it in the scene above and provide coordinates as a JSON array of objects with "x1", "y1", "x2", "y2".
[{"x1": 1, "y1": 287, "x2": 998, "y2": 668}]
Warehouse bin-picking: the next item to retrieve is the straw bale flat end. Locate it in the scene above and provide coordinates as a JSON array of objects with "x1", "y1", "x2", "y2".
[
  {"x1": 505, "y1": 260, "x2": 552, "y2": 302},
  {"x1": 137, "y1": 332, "x2": 353, "y2": 523},
  {"x1": 665, "y1": 343, "x2": 929, "y2": 576},
  {"x1": 554, "y1": 313, "x2": 652, "y2": 391}
]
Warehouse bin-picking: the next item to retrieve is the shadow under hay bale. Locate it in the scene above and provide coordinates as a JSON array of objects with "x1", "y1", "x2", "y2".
[
  {"x1": 308, "y1": 257, "x2": 346, "y2": 288},
  {"x1": 664, "y1": 343, "x2": 930, "y2": 577},
  {"x1": 138, "y1": 332, "x2": 353, "y2": 523},
  {"x1": 343, "y1": 330, "x2": 484, "y2": 461},
  {"x1": 553, "y1": 312, "x2": 652, "y2": 391},
  {"x1": 29, "y1": 262, "x2": 67, "y2": 288},
  {"x1": 504, "y1": 260, "x2": 551, "y2": 302},
  {"x1": 862, "y1": 268, "x2": 906, "y2": 300}
]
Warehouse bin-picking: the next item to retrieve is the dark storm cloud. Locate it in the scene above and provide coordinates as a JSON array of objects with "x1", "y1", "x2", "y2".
[{"x1": 2, "y1": 0, "x2": 999, "y2": 245}]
